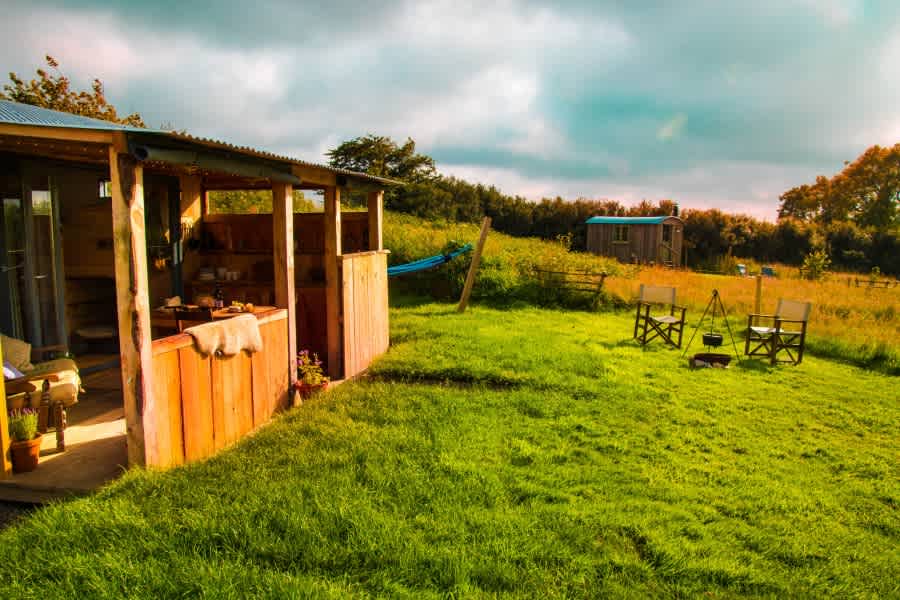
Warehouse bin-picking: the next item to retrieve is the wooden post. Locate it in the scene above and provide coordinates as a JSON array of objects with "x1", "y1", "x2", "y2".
[
  {"x1": 272, "y1": 182, "x2": 298, "y2": 392},
  {"x1": 458, "y1": 216, "x2": 491, "y2": 313},
  {"x1": 754, "y1": 275, "x2": 762, "y2": 324},
  {"x1": 0, "y1": 345, "x2": 10, "y2": 477},
  {"x1": 323, "y1": 186, "x2": 342, "y2": 379},
  {"x1": 109, "y1": 141, "x2": 154, "y2": 467},
  {"x1": 367, "y1": 190, "x2": 383, "y2": 251},
  {"x1": 178, "y1": 174, "x2": 203, "y2": 222}
]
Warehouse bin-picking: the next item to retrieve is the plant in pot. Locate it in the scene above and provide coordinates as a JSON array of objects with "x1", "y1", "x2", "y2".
[
  {"x1": 295, "y1": 350, "x2": 329, "y2": 400},
  {"x1": 8, "y1": 408, "x2": 42, "y2": 473}
]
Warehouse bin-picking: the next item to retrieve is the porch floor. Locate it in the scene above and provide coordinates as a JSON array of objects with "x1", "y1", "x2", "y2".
[{"x1": 0, "y1": 355, "x2": 126, "y2": 503}]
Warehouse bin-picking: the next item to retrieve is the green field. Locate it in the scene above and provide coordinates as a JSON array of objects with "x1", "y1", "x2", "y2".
[{"x1": 1, "y1": 303, "x2": 897, "y2": 598}]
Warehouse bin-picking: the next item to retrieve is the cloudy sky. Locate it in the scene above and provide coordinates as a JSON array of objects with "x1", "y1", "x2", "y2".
[{"x1": 3, "y1": 1, "x2": 899, "y2": 219}]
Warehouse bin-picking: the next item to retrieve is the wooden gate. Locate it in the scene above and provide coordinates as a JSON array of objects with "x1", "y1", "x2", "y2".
[{"x1": 341, "y1": 251, "x2": 389, "y2": 379}]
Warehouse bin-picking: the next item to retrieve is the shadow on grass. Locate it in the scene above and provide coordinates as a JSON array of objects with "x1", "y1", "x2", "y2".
[
  {"x1": 368, "y1": 366, "x2": 528, "y2": 390},
  {"x1": 734, "y1": 358, "x2": 778, "y2": 373}
]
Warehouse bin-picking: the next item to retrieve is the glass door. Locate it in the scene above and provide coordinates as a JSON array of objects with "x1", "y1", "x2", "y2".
[
  {"x1": 0, "y1": 164, "x2": 67, "y2": 350},
  {"x1": 1, "y1": 168, "x2": 25, "y2": 339}
]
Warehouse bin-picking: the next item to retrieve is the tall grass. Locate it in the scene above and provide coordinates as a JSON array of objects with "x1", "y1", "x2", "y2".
[
  {"x1": 604, "y1": 266, "x2": 900, "y2": 374},
  {"x1": 385, "y1": 212, "x2": 900, "y2": 374}
]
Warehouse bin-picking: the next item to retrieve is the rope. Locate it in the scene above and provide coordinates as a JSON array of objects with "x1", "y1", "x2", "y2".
[{"x1": 387, "y1": 243, "x2": 473, "y2": 277}]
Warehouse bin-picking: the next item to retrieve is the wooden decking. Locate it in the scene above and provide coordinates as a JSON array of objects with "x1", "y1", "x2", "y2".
[{"x1": 0, "y1": 356, "x2": 126, "y2": 503}]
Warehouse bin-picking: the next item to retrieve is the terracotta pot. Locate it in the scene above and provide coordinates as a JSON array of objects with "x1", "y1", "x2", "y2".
[
  {"x1": 10, "y1": 434, "x2": 42, "y2": 473},
  {"x1": 294, "y1": 380, "x2": 328, "y2": 400}
]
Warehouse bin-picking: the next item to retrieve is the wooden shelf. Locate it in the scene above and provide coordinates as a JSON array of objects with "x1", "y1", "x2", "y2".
[
  {"x1": 190, "y1": 279, "x2": 272, "y2": 286},
  {"x1": 189, "y1": 279, "x2": 325, "y2": 288},
  {"x1": 195, "y1": 249, "x2": 272, "y2": 255},
  {"x1": 194, "y1": 249, "x2": 326, "y2": 256}
]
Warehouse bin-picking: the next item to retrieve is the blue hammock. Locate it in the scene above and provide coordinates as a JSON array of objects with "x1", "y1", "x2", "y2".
[{"x1": 387, "y1": 243, "x2": 473, "y2": 277}]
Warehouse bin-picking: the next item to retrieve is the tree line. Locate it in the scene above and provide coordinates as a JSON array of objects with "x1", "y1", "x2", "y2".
[{"x1": 329, "y1": 136, "x2": 900, "y2": 275}]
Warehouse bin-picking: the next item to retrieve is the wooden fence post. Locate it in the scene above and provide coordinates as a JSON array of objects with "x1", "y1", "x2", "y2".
[
  {"x1": 458, "y1": 216, "x2": 491, "y2": 313},
  {"x1": 754, "y1": 275, "x2": 762, "y2": 325}
]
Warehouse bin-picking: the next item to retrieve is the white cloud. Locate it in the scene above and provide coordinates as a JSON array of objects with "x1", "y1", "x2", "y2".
[
  {"x1": 1, "y1": 0, "x2": 896, "y2": 220},
  {"x1": 797, "y1": 0, "x2": 861, "y2": 28}
]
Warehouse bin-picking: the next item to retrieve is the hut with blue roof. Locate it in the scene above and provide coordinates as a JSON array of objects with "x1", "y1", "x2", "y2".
[{"x1": 585, "y1": 214, "x2": 683, "y2": 267}]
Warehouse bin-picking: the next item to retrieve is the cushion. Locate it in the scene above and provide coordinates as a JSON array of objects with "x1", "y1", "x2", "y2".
[
  {"x1": 3, "y1": 359, "x2": 24, "y2": 380},
  {"x1": 5, "y1": 358, "x2": 81, "y2": 409},
  {"x1": 0, "y1": 333, "x2": 34, "y2": 372}
]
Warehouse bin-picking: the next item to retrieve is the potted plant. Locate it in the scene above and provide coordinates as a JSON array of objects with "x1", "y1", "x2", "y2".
[
  {"x1": 8, "y1": 408, "x2": 42, "y2": 473},
  {"x1": 295, "y1": 350, "x2": 329, "y2": 399}
]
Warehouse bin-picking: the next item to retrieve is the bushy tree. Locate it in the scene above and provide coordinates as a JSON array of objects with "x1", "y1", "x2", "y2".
[
  {"x1": 778, "y1": 144, "x2": 900, "y2": 231},
  {"x1": 327, "y1": 135, "x2": 437, "y2": 183},
  {"x1": 2, "y1": 55, "x2": 144, "y2": 126}
]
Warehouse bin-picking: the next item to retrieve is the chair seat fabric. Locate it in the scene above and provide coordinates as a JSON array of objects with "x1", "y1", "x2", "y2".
[
  {"x1": 6, "y1": 358, "x2": 81, "y2": 409},
  {"x1": 749, "y1": 326, "x2": 801, "y2": 336},
  {"x1": 652, "y1": 315, "x2": 681, "y2": 324}
]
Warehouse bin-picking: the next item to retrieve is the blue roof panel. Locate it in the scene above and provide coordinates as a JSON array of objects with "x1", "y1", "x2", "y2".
[
  {"x1": 0, "y1": 99, "x2": 153, "y2": 132},
  {"x1": 585, "y1": 216, "x2": 673, "y2": 225}
]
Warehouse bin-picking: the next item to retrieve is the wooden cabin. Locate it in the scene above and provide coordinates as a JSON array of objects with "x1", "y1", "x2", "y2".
[
  {"x1": 585, "y1": 216, "x2": 683, "y2": 267},
  {"x1": 0, "y1": 100, "x2": 394, "y2": 485}
]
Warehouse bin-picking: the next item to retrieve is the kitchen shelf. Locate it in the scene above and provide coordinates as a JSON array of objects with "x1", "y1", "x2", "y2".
[
  {"x1": 190, "y1": 279, "x2": 273, "y2": 286},
  {"x1": 194, "y1": 249, "x2": 326, "y2": 256}
]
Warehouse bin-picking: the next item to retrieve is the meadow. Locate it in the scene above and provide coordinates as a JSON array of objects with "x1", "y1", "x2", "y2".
[
  {"x1": 384, "y1": 212, "x2": 900, "y2": 374},
  {"x1": 0, "y1": 304, "x2": 896, "y2": 598}
]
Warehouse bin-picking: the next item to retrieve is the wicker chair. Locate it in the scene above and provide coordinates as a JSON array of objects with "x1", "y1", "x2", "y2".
[{"x1": 3, "y1": 334, "x2": 80, "y2": 452}]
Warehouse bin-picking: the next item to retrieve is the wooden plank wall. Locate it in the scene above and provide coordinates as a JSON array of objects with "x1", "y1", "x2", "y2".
[
  {"x1": 200, "y1": 212, "x2": 369, "y2": 254},
  {"x1": 146, "y1": 309, "x2": 289, "y2": 468},
  {"x1": 585, "y1": 219, "x2": 683, "y2": 266},
  {"x1": 341, "y1": 251, "x2": 390, "y2": 379}
]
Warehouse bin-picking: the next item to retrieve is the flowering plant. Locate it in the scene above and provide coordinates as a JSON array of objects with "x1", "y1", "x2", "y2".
[
  {"x1": 8, "y1": 408, "x2": 39, "y2": 442},
  {"x1": 297, "y1": 350, "x2": 328, "y2": 386}
]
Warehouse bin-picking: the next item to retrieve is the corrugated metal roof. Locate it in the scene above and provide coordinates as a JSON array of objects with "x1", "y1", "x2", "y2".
[
  {"x1": 0, "y1": 99, "x2": 399, "y2": 186},
  {"x1": 0, "y1": 99, "x2": 151, "y2": 132},
  {"x1": 165, "y1": 131, "x2": 399, "y2": 186},
  {"x1": 585, "y1": 216, "x2": 676, "y2": 225}
]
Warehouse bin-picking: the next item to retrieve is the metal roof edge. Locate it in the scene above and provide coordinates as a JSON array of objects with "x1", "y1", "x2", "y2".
[
  {"x1": 0, "y1": 99, "x2": 401, "y2": 187},
  {"x1": 585, "y1": 216, "x2": 680, "y2": 225}
]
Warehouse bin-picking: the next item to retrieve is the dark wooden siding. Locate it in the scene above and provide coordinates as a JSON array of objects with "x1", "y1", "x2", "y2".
[{"x1": 585, "y1": 217, "x2": 683, "y2": 266}]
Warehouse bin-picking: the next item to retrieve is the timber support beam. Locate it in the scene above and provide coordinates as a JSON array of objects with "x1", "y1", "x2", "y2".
[
  {"x1": 109, "y1": 138, "x2": 155, "y2": 467},
  {"x1": 323, "y1": 185, "x2": 342, "y2": 379},
  {"x1": 272, "y1": 181, "x2": 298, "y2": 400}
]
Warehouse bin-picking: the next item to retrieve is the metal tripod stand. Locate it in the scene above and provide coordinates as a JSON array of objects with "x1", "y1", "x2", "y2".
[{"x1": 682, "y1": 289, "x2": 741, "y2": 360}]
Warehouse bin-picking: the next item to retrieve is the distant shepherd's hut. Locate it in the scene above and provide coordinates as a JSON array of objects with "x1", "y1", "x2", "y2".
[{"x1": 585, "y1": 216, "x2": 683, "y2": 267}]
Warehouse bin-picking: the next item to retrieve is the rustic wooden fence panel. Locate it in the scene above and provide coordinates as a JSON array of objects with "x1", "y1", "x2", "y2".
[
  {"x1": 341, "y1": 251, "x2": 390, "y2": 379},
  {"x1": 148, "y1": 309, "x2": 289, "y2": 468}
]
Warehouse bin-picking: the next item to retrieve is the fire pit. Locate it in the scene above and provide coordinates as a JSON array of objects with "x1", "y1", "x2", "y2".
[{"x1": 689, "y1": 352, "x2": 732, "y2": 368}]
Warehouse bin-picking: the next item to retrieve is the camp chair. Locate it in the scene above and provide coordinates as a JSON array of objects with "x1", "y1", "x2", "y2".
[
  {"x1": 3, "y1": 334, "x2": 80, "y2": 452},
  {"x1": 633, "y1": 285, "x2": 687, "y2": 348},
  {"x1": 745, "y1": 299, "x2": 811, "y2": 365},
  {"x1": 174, "y1": 307, "x2": 214, "y2": 332}
]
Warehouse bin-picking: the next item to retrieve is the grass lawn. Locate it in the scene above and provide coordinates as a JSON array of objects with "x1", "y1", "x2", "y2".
[{"x1": 1, "y1": 303, "x2": 897, "y2": 598}]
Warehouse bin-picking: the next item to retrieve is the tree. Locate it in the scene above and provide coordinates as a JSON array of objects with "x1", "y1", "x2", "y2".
[
  {"x1": 1, "y1": 55, "x2": 144, "y2": 127},
  {"x1": 839, "y1": 145, "x2": 900, "y2": 231},
  {"x1": 778, "y1": 144, "x2": 900, "y2": 231},
  {"x1": 327, "y1": 135, "x2": 436, "y2": 183}
]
